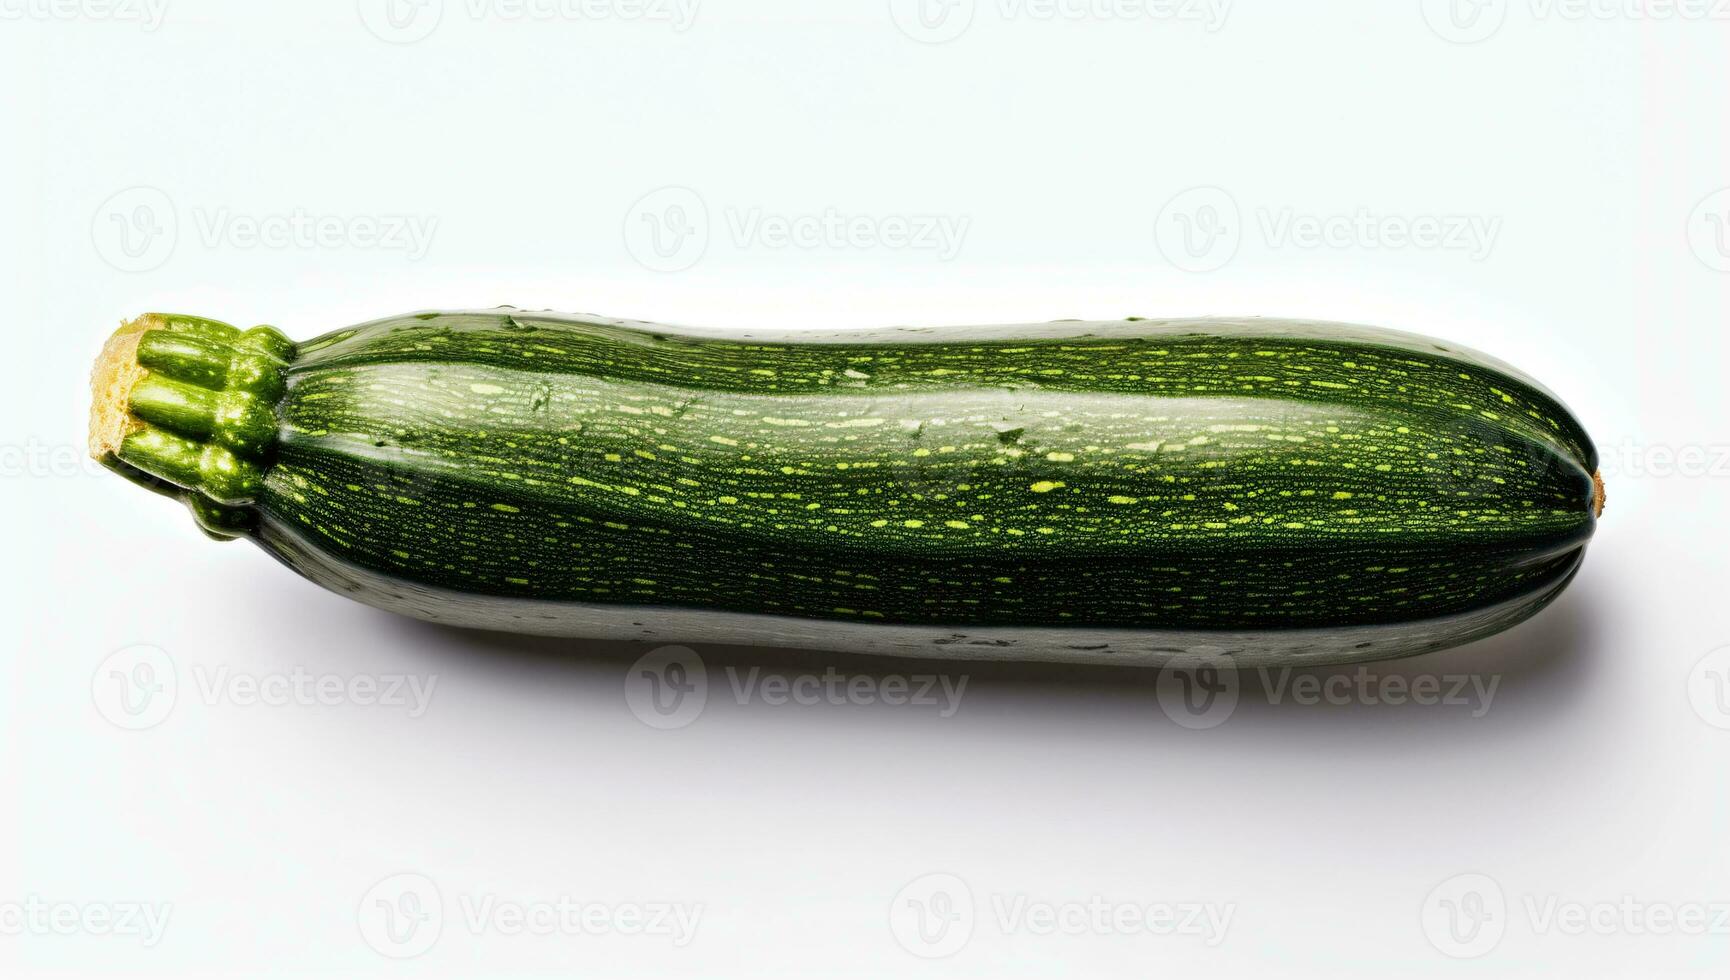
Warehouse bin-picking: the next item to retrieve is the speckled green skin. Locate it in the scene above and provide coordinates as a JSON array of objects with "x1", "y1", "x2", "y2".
[{"x1": 108, "y1": 309, "x2": 1598, "y2": 640}]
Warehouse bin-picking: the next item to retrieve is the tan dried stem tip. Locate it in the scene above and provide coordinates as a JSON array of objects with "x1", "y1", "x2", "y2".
[
  {"x1": 1591, "y1": 471, "x2": 1606, "y2": 519},
  {"x1": 88, "y1": 314, "x2": 162, "y2": 460}
]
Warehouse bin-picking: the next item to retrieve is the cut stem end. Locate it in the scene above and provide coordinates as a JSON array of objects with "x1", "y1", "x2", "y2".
[
  {"x1": 88, "y1": 314, "x2": 165, "y2": 463},
  {"x1": 89, "y1": 313, "x2": 292, "y2": 515}
]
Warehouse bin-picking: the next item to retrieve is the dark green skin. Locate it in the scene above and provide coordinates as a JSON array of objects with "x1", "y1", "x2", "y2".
[{"x1": 110, "y1": 310, "x2": 1598, "y2": 640}]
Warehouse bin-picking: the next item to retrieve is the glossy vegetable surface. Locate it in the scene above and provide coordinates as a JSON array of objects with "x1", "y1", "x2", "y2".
[{"x1": 90, "y1": 310, "x2": 1602, "y2": 666}]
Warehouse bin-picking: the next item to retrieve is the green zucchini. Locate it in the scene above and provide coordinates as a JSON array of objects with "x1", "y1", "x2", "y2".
[{"x1": 88, "y1": 309, "x2": 1602, "y2": 667}]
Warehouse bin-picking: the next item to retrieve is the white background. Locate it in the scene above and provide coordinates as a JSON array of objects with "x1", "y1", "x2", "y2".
[{"x1": 3, "y1": 0, "x2": 1728, "y2": 976}]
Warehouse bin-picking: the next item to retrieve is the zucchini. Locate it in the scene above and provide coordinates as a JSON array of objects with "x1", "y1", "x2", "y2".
[{"x1": 88, "y1": 309, "x2": 1602, "y2": 667}]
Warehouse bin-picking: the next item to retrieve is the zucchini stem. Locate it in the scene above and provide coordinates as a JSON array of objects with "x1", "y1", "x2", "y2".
[{"x1": 89, "y1": 314, "x2": 295, "y2": 519}]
